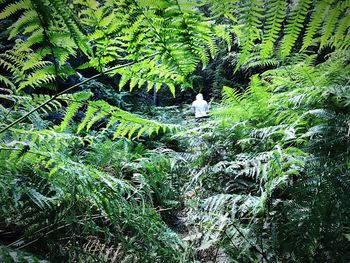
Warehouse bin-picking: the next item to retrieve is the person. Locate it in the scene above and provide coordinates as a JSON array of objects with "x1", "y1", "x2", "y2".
[{"x1": 192, "y1": 93, "x2": 209, "y2": 121}]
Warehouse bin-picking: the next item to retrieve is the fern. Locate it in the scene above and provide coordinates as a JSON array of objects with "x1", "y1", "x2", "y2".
[
  {"x1": 0, "y1": 0, "x2": 31, "y2": 19},
  {"x1": 74, "y1": 0, "x2": 221, "y2": 92},
  {"x1": 0, "y1": 42, "x2": 77, "y2": 92},
  {"x1": 235, "y1": 0, "x2": 264, "y2": 68},
  {"x1": 214, "y1": 24, "x2": 232, "y2": 50},
  {"x1": 222, "y1": 85, "x2": 244, "y2": 105},
  {"x1": 50, "y1": 0, "x2": 92, "y2": 56},
  {"x1": 332, "y1": 11, "x2": 350, "y2": 48},
  {"x1": 1, "y1": 3, "x2": 349, "y2": 261},
  {"x1": 0, "y1": 143, "x2": 184, "y2": 261},
  {"x1": 58, "y1": 98, "x2": 178, "y2": 138},
  {"x1": 279, "y1": 0, "x2": 313, "y2": 58},
  {"x1": 0, "y1": 74, "x2": 15, "y2": 90},
  {"x1": 260, "y1": 0, "x2": 287, "y2": 59},
  {"x1": 60, "y1": 92, "x2": 92, "y2": 131},
  {"x1": 180, "y1": 49, "x2": 350, "y2": 261},
  {"x1": 206, "y1": 0, "x2": 239, "y2": 21},
  {"x1": 243, "y1": 48, "x2": 279, "y2": 69},
  {"x1": 300, "y1": 0, "x2": 332, "y2": 51},
  {"x1": 18, "y1": 65, "x2": 56, "y2": 90},
  {"x1": 112, "y1": 58, "x2": 182, "y2": 96},
  {"x1": 0, "y1": 0, "x2": 83, "y2": 86}
]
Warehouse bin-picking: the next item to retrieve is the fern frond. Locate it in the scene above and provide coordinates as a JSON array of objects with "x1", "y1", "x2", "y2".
[
  {"x1": 206, "y1": 0, "x2": 239, "y2": 21},
  {"x1": 222, "y1": 85, "x2": 244, "y2": 105},
  {"x1": 77, "y1": 104, "x2": 99, "y2": 133},
  {"x1": 338, "y1": 34, "x2": 350, "y2": 51},
  {"x1": 0, "y1": 56, "x2": 22, "y2": 75},
  {"x1": 107, "y1": 106, "x2": 176, "y2": 139},
  {"x1": 22, "y1": 59, "x2": 52, "y2": 71},
  {"x1": 243, "y1": 48, "x2": 279, "y2": 69},
  {"x1": 5, "y1": 129, "x2": 87, "y2": 148},
  {"x1": 16, "y1": 29, "x2": 44, "y2": 52},
  {"x1": 249, "y1": 125, "x2": 288, "y2": 141},
  {"x1": 0, "y1": 0, "x2": 31, "y2": 19},
  {"x1": 319, "y1": 3, "x2": 344, "y2": 49},
  {"x1": 236, "y1": 0, "x2": 264, "y2": 68},
  {"x1": 8, "y1": 10, "x2": 39, "y2": 39},
  {"x1": 50, "y1": 0, "x2": 92, "y2": 56},
  {"x1": 214, "y1": 24, "x2": 232, "y2": 50},
  {"x1": 59, "y1": 97, "x2": 178, "y2": 138},
  {"x1": 332, "y1": 12, "x2": 350, "y2": 48},
  {"x1": 0, "y1": 74, "x2": 16, "y2": 90},
  {"x1": 280, "y1": 0, "x2": 312, "y2": 58},
  {"x1": 29, "y1": 94, "x2": 58, "y2": 114},
  {"x1": 301, "y1": 0, "x2": 332, "y2": 51},
  {"x1": 112, "y1": 58, "x2": 182, "y2": 96},
  {"x1": 18, "y1": 65, "x2": 56, "y2": 91},
  {"x1": 260, "y1": 0, "x2": 287, "y2": 59},
  {"x1": 60, "y1": 102, "x2": 81, "y2": 131},
  {"x1": 0, "y1": 50, "x2": 27, "y2": 66}
]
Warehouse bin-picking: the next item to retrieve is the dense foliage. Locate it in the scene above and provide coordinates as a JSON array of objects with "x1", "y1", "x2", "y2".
[
  {"x1": 180, "y1": 50, "x2": 350, "y2": 262},
  {"x1": 0, "y1": 0, "x2": 349, "y2": 262}
]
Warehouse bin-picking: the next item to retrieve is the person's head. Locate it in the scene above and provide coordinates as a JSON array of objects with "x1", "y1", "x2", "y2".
[{"x1": 196, "y1": 93, "x2": 203, "y2": 100}]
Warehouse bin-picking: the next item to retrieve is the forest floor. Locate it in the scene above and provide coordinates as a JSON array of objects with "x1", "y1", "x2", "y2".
[
  {"x1": 171, "y1": 206, "x2": 230, "y2": 263},
  {"x1": 163, "y1": 113, "x2": 231, "y2": 262}
]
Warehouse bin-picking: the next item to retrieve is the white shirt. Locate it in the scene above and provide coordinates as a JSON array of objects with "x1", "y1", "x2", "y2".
[{"x1": 192, "y1": 99, "x2": 208, "y2": 118}]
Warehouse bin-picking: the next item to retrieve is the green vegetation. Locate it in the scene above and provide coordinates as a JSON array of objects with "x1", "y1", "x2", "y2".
[{"x1": 0, "y1": 0, "x2": 349, "y2": 262}]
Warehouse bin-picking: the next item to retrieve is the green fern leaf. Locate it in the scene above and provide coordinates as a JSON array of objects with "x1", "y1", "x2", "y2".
[
  {"x1": 206, "y1": 0, "x2": 239, "y2": 21},
  {"x1": 16, "y1": 29, "x2": 44, "y2": 51},
  {"x1": 77, "y1": 104, "x2": 99, "y2": 133},
  {"x1": 0, "y1": 75, "x2": 15, "y2": 90},
  {"x1": 301, "y1": 0, "x2": 333, "y2": 51},
  {"x1": 155, "y1": 82, "x2": 162, "y2": 92},
  {"x1": 60, "y1": 101, "x2": 82, "y2": 131},
  {"x1": 129, "y1": 77, "x2": 138, "y2": 91},
  {"x1": 119, "y1": 74, "x2": 130, "y2": 90},
  {"x1": 51, "y1": 0, "x2": 92, "y2": 56},
  {"x1": 332, "y1": 12, "x2": 350, "y2": 47},
  {"x1": 260, "y1": 0, "x2": 287, "y2": 59},
  {"x1": 167, "y1": 83, "x2": 176, "y2": 97},
  {"x1": 113, "y1": 121, "x2": 129, "y2": 139},
  {"x1": 0, "y1": 57, "x2": 25, "y2": 79},
  {"x1": 8, "y1": 10, "x2": 39, "y2": 39},
  {"x1": 147, "y1": 81, "x2": 154, "y2": 92},
  {"x1": 0, "y1": 0, "x2": 31, "y2": 19},
  {"x1": 86, "y1": 111, "x2": 108, "y2": 131},
  {"x1": 214, "y1": 24, "x2": 232, "y2": 50},
  {"x1": 22, "y1": 59, "x2": 52, "y2": 71},
  {"x1": 280, "y1": 0, "x2": 313, "y2": 58},
  {"x1": 319, "y1": 5, "x2": 342, "y2": 49},
  {"x1": 236, "y1": 0, "x2": 264, "y2": 68},
  {"x1": 18, "y1": 65, "x2": 56, "y2": 91},
  {"x1": 222, "y1": 86, "x2": 244, "y2": 105},
  {"x1": 128, "y1": 123, "x2": 141, "y2": 139}
]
